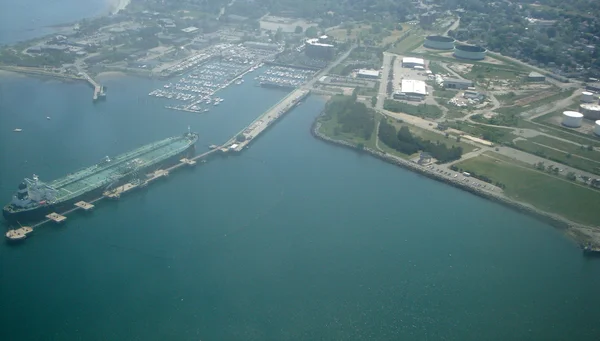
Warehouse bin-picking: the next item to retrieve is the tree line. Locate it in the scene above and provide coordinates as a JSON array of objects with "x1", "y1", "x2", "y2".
[
  {"x1": 378, "y1": 120, "x2": 463, "y2": 163},
  {"x1": 323, "y1": 95, "x2": 375, "y2": 140}
]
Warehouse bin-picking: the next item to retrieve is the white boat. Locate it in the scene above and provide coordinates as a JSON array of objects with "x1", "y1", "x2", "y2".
[{"x1": 13, "y1": 128, "x2": 23, "y2": 132}]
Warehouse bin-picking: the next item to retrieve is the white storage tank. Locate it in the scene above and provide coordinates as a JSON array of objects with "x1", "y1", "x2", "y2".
[
  {"x1": 581, "y1": 91, "x2": 595, "y2": 103},
  {"x1": 595, "y1": 120, "x2": 600, "y2": 136},
  {"x1": 562, "y1": 111, "x2": 583, "y2": 128},
  {"x1": 580, "y1": 103, "x2": 600, "y2": 120}
]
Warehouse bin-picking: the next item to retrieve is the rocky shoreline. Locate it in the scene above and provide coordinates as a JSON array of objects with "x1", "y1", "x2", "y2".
[{"x1": 311, "y1": 116, "x2": 600, "y2": 249}]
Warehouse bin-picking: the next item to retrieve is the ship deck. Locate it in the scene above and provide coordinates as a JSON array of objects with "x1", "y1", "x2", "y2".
[{"x1": 49, "y1": 136, "x2": 195, "y2": 202}]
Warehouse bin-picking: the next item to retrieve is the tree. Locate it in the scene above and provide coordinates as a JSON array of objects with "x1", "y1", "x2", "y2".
[
  {"x1": 274, "y1": 27, "x2": 283, "y2": 42},
  {"x1": 566, "y1": 172, "x2": 577, "y2": 181},
  {"x1": 371, "y1": 96, "x2": 377, "y2": 107},
  {"x1": 295, "y1": 26, "x2": 303, "y2": 34},
  {"x1": 305, "y1": 26, "x2": 318, "y2": 38},
  {"x1": 236, "y1": 134, "x2": 246, "y2": 142}
]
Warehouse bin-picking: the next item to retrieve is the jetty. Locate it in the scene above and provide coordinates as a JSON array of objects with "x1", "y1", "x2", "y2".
[{"x1": 80, "y1": 71, "x2": 106, "y2": 102}]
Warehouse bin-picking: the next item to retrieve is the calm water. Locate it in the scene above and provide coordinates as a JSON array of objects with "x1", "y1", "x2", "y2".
[
  {"x1": 1, "y1": 3, "x2": 600, "y2": 341},
  {"x1": 1, "y1": 72, "x2": 600, "y2": 340},
  {"x1": 0, "y1": 0, "x2": 108, "y2": 44}
]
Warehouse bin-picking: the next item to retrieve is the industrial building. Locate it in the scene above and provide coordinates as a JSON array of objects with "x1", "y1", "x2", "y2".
[
  {"x1": 181, "y1": 26, "x2": 200, "y2": 34},
  {"x1": 401, "y1": 57, "x2": 425, "y2": 69},
  {"x1": 443, "y1": 78, "x2": 473, "y2": 89},
  {"x1": 595, "y1": 121, "x2": 600, "y2": 136},
  {"x1": 305, "y1": 38, "x2": 335, "y2": 60},
  {"x1": 356, "y1": 69, "x2": 380, "y2": 79},
  {"x1": 454, "y1": 44, "x2": 487, "y2": 60},
  {"x1": 395, "y1": 79, "x2": 427, "y2": 99},
  {"x1": 562, "y1": 111, "x2": 584, "y2": 128},
  {"x1": 581, "y1": 91, "x2": 595, "y2": 103},
  {"x1": 527, "y1": 72, "x2": 546, "y2": 82},
  {"x1": 423, "y1": 35, "x2": 455, "y2": 50},
  {"x1": 585, "y1": 83, "x2": 600, "y2": 93},
  {"x1": 580, "y1": 103, "x2": 600, "y2": 120}
]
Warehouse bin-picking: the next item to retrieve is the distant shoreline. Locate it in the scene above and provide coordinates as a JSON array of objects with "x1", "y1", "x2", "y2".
[{"x1": 310, "y1": 111, "x2": 599, "y2": 249}]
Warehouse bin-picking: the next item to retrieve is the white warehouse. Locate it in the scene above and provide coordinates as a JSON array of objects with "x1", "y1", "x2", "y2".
[
  {"x1": 402, "y1": 57, "x2": 425, "y2": 69},
  {"x1": 562, "y1": 111, "x2": 584, "y2": 128},
  {"x1": 398, "y1": 79, "x2": 427, "y2": 98}
]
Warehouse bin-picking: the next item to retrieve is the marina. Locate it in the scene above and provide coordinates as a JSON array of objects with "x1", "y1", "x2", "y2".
[
  {"x1": 149, "y1": 43, "x2": 284, "y2": 113},
  {"x1": 256, "y1": 65, "x2": 316, "y2": 90}
]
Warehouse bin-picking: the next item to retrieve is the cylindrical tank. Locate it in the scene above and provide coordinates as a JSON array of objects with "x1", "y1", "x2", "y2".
[
  {"x1": 580, "y1": 103, "x2": 600, "y2": 120},
  {"x1": 562, "y1": 111, "x2": 583, "y2": 128},
  {"x1": 595, "y1": 120, "x2": 600, "y2": 136},
  {"x1": 453, "y1": 44, "x2": 487, "y2": 60},
  {"x1": 424, "y1": 35, "x2": 455, "y2": 50},
  {"x1": 581, "y1": 91, "x2": 595, "y2": 103}
]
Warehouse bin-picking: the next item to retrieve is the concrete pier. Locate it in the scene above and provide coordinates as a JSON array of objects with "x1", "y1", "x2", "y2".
[{"x1": 80, "y1": 71, "x2": 105, "y2": 102}]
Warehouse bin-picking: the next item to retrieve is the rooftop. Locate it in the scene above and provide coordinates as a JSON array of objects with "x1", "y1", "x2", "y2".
[
  {"x1": 357, "y1": 69, "x2": 380, "y2": 77},
  {"x1": 401, "y1": 79, "x2": 427, "y2": 96},
  {"x1": 181, "y1": 26, "x2": 200, "y2": 33},
  {"x1": 402, "y1": 57, "x2": 425, "y2": 65}
]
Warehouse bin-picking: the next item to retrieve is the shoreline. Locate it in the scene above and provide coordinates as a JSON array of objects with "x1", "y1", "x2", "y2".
[{"x1": 310, "y1": 112, "x2": 600, "y2": 249}]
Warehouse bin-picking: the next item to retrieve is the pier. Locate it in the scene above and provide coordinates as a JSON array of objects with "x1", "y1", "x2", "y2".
[
  {"x1": 80, "y1": 71, "x2": 106, "y2": 102},
  {"x1": 10, "y1": 81, "x2": 310, "y2": 236}
]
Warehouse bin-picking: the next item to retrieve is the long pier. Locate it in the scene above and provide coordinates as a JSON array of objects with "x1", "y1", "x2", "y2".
[
  {"x1": 14, "y1": 88, "x2": 310, "y2": 233},
  {"x1": 80, "y1": 71, "x2": 105, "y2": 102}
]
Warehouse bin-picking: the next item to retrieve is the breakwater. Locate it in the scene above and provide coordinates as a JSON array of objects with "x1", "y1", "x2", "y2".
[{"x1": 310, "y1": 115, "x2": 600, "y2": 249}]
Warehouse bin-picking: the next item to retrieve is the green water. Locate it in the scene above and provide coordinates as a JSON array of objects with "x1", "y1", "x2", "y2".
[{"x1": 0, "y1": 74, "x2": 599, "y2": 340}]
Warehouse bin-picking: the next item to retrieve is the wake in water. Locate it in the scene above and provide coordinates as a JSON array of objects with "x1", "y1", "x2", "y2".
[{"x1": 108, "y1": 0, "x2": 131, "y2": 14}]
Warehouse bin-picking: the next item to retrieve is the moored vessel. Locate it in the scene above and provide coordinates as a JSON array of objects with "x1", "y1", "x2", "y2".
[{"x1": 3, "y1": 129, "x2": 198, "y2": 223}]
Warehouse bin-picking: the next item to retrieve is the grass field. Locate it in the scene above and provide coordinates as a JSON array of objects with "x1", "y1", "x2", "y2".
[
  {"x1": 529, "y1": 136, "x2": 600, "y2": 162},
  {"x1": 514, "y1": 139, "x2": 600, "y2": 175},
  {"x1": 456, "y1": 152, "x2": 600, "y2": 226},
  {"x1": 464, "y1": 65, "x2": 524, "y2": 81},
  {"x1": 518, "y1": 119, "x2": 600, "y2": 148}
]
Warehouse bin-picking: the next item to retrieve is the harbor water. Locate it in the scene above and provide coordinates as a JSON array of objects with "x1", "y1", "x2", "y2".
[{"x1": 1, "y1": 72, "x2": 600, "y2": 340}]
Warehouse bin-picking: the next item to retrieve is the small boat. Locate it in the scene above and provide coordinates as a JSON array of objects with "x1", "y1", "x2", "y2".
[
  {"x1": 203, "y1": 108, "x2": 209, "y2": 112},
  {"x1": 13, "y1": 128, "x2": 23, "y2": 132},
  {"x1": 46, "y1": 116, "x2": 51, "y2": 120}
]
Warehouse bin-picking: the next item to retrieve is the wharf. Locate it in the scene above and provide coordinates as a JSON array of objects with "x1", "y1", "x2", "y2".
[
  {"x1": 224, "y1": 88, "x2": 310, "y2": 152},
  {"x1": 14, "y1": 87, "x2": 311, "y2": 234}
]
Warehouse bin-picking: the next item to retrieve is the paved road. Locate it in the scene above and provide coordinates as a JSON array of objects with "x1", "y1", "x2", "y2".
[{"x1": 304, "y1": 44, "x2": 357, "y2": 90}]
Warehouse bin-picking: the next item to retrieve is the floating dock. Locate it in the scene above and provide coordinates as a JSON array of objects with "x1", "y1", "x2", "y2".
[
  {"x1": 180, "y1": 158, "x2": 197, "y2": 166},
  {"x1": 74, "y1": 201, "x2": 94, "y2": 211},
  {"x1": 5, "y1": 226, "x2": 33, "y2": 241},
  {"x1": 46, "y1": 212, "x2": 67, "y2": 223}
]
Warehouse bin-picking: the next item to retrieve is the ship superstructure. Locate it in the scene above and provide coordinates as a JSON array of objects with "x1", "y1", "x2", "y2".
[{"x1": 3, "y1": 130, "x2": 198, "y2": 222}]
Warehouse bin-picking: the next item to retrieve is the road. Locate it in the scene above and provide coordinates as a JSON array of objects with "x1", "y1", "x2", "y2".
[{"x1": 303, "y1": 44, "x2": 357, "y2": 90}]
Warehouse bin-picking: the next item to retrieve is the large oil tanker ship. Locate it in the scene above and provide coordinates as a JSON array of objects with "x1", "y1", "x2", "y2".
[{"x1": 3, "y1": 129, "x2": 198, "y2": 223}]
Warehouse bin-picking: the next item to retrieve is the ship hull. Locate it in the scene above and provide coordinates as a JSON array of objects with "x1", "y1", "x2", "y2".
[{"x1": 3, "y1": 145, "x2": 194, "y2": 224}]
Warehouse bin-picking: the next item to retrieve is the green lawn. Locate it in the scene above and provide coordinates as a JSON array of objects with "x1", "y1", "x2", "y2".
[
  {"x1": 447, "y1": 121, "x2": 517, "y2": 144},
  {"x1": 529, "y1": 136, "x2": 600, "y2": 162},
  {"x1": 518, "y1": 120, "x2": 600, "y2": 148},
  {"x1": 383, "y1": 99, "x2": 443, "y2": 119},
  {"x1": 457, "y1": 153, "x2": 600, "y2": 226},
  {"x1": 464, "y1": 64, "x2": 524, "y2": 81},
  {"x1": 514, "y1": 139, "x2": 600, "y2": 175}
]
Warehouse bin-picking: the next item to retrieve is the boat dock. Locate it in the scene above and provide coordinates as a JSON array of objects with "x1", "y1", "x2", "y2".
[
  {"x1": 74, "y1": 201, "x2": 94, "y2": 211},
  {"x1": 46, "y1": 212, "x2": 67, "y2": 223}
]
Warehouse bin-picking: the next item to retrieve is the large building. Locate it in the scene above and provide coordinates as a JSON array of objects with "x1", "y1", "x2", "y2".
[
  {"x1": 356, "y1": 69, "x2": 380, "y2": 79},
  {"x1": 393, "y1": 79, "x2": 427, "y2": 100},
  {"x1": 305, "y1": 38, "x2": 335, "y2": 60},
  {"x1": 401, "y1": 57, "x2": 425, "y2": 69},
  {"x1": 443, "y1": 78, "x2": 474, "y2": 89},
  {"x1": 527, "y1": 72, "x2": 546, "y2": 82}
]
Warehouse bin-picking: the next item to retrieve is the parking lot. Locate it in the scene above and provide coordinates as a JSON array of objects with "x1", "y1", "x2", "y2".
[{"x1": 424, "y1": 164, "x2": 503, "y2": 193}]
